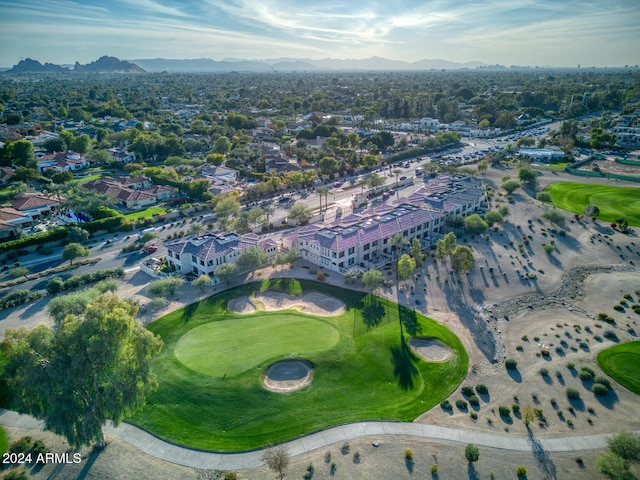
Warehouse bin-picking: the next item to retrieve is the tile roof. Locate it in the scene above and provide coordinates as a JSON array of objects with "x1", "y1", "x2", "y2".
[{"x1": 11, "y1": 193, "x2": 60, "y2": 211}]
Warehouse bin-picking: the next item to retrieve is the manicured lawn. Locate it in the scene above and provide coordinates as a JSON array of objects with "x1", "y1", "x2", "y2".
[
  {"x1": 124, "y1": 206, "x2": 168, "y2": 221},
  {"x1": 71, "y1": 174, "x2": 106, "y2": 184},
  {"x1": 544, "y1": 182, "x2": 640, "y2": 226},
  {"x1": 130, "y1": 279, "x2": 468, "y2": 451},
  {"x1": 536, "y1": 162, "x2": 570, "y2": 171},
  {"x1": 174, "y1": 314, "x2": 340, "y2": 377},
  {"x1": 0, "y1": 426, "x2": 7, "y2": 456},
  {"x1": 597, "y1": 341, "x2": 640, "y2": 394}
]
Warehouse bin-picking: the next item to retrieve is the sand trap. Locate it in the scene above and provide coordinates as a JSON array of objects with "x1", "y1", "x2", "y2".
[
  {"x1": 227, "y1": 297, "x2": 256, "y2": 314},
  {"x1": 263, "y1": 360, "x2": 313, "y2": 393},
  {"x1": 408, "y1": 337, "x2": 453, "y2": 362},
  {"x1": 229, "y1": 290, "x2": 345, "y2": 316}
]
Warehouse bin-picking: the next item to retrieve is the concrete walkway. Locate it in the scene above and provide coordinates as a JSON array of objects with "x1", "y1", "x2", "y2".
[{"x1": 2, "y1": 408, "x2": 636, "y2": 471}]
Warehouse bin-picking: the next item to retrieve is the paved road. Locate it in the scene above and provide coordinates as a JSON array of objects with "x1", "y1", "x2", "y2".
[{"x1": 1, "y1": 408, "x2": 636, "y2": 471}]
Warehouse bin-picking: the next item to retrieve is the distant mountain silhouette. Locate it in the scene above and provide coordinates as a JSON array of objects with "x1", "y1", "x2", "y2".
[
  {"x1": 8, "y1": 58, "x2": 68, "y2": 73},
  {"x1": 131, "y1": 56, "x2": 486, "y2": 73},
  {"x1": 73, "y1": 56, "x2": 145, "y2": 73},
  {"x1": 6, "y1": 56, "x2": 144, "y2": 73}
]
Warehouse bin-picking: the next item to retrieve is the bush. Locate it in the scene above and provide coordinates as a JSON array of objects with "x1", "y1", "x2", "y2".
[
  {"x1": 505, "y1": 358, "x2": 518, "y2": 370},
  {"x1": 404, "y1": 448, "x2": 414, "y2": 460},
  {"x1": 316, "y1": 271, "x2": 326, "y2": 281},
  {"x1": 0, "y1": 290, "x2": 44, "y2": 310},
  {"x1": 613, "y1": 304, "x2": 624, "y2": 312},
  {"x1": 512, "y1": 404, "x2": 521, "y2": 414},
  {"x1": 461, "y1": 385, "x2": 475, "y2": 397},
  {"x1": 456, "y1": 399, "x2": 468, "y2": 410},
  {"x1": 592, "y1": 383, "x2": 609, "y2": 396},
  {"x1": 465, "y1": 444, "x2": 480, "y2": 463},
  {"x1": 567, "y1": 362, "x2": 575, "y2": 369},
  {"x1": 224, "y1": 473, "x2": 237, "y2": 480},
  {"x1": 431, "y1": 464, "x2": 438, "y2": 473},
  {"x1": 440, "y1": 400, "x2": 452, "y2": 411},
  {"x1": 46, "y1": 276, "x2": 65, "y2": 294},
  {"x1": 498, "y1": 405, "x2": 510, "y2": 416},
  {"x1": 579, "y1": 366, "x2": 595, "y2": 381},
  {"x1": 475, "y1": 384, "x2": 488, "y2": 394},
  {"x1": 539, "y1": 367, "x2": 549, "y2": 376},
  {"x1": 516, "y1": 465, "x2": 527, "y2": 476},
  {"x1": 594, "y1": 376, "x2": 611, "y2": 388},
  {"x1": 566, "y1": 388, "x2": 581, "y2": 400},
  {"x1": 470, "y1": 411, "x2": 478, "y2": 420},
  {"x1": 468, "y1": 395, "x2": 480, "y2": 407}
]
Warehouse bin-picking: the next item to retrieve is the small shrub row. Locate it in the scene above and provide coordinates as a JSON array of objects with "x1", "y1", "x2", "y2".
[
  {"x1": 46, "y1": 267, "x2": 125, "y2": 294},
  {"x1": 0, "y1": 290, "x2": 45, "y2": 311}
]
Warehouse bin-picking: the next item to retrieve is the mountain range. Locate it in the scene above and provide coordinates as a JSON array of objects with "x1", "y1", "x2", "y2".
[{"x1": 4, "y1": 55, "x2": 485, "y2": 74}]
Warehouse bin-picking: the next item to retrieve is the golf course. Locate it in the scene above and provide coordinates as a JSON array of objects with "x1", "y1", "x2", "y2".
[
  {"x1": 597, "y1": 341, "x2": 640, "y2": 394},
  {"x1": 543, "y1": 182, "x2": 640, "y2": 225},
  {"x1": 129, "y1": 279, "x2": 468, "y2": 451}
]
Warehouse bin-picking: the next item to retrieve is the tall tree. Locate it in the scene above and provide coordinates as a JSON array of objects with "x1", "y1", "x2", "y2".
[
  {"x1": 397, "y1": 254, "x2": 416, "y2": 282},
  {"x1": 410, "y1": 238, "x2": 424, "y2": 266},
  {"x1": 262, "y1": 446, "x2": 290, "y2": 480},
  {"x1": 215, "y1": 263, "x2": 236, "y2": 284},
  {"x1": 236, "y1": 246, "x2": 269, "y2": 272},
  {"x1": 451, "y1": 245, "x2": 475, "y2": 273},
  {"x1": 1, "y1": 293, "x2": 162, "y2": 449},
  {"x1": 361, "y1": 269, "x2": 384, "y2": 296},
  {"x1": 62, "y1": 243, "x2": 90, "y2": 265},
  {"x1": 437, "y1": 232, "x2": 457, "y2": 258}
]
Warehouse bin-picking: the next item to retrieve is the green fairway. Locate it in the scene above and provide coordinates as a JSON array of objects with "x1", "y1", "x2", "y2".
[
  {"x1": 544, "y1": 182, "x2": 640, "y2": 226},
  {"x1": 174, "y1": 314, "x2": 340, "y2": 377},
  {"x1": 130, "y1": 279, "x2": 468, "y2": 451},
  {"x1": 597, "y1": 341, "x2": 640, "y2": 394}
]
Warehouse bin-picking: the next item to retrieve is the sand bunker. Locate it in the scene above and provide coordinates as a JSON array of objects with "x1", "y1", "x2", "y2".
[
  {"x1": 228, "y1": 291, "x2": 345, "y2": 316},
  {"x1": 227, "y1": 297, "x2": 256, "y2": 314},
  {"x1": 263, "y1": 360, "x2": 313, "y2": 393},
  {"x1": 408, "y1": 337, "x2": 453, "y2": 362}
]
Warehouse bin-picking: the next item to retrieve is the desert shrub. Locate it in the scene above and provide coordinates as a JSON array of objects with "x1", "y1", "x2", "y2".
[
  {"x1": 512, "y1": 404, "x2": 520, "y2": 414},
  {"x1": 316, "y1": 271, "x2": 326, "y2": 281},
  {"x1": 0, "y1": 290, "x2": 44, "y2": 310},
  {"x1": 475, "y1": 384, "x2": 488, "y2": 394},
  {"x1": 613, "y1": 304, "x2": 624, "y2": 311},
  {"x1": 404, "y1": 448, "x2": 414, "y2": 460},
  {"x1": 2, "y1": 469, "x2": 29, "y2": 480},
  {"x1": 456, "y1": 399, "x2": 468, "y2": 410},
  {"x1": 516, "y1": 465, "x2": 527, "y2": 476},
  {"x1": 516, "y1": 345, "x2": 524, "y2": 351},
  {"x1": 440, "y1": 399, "x2": 452, "y2": 410},
  {"x1": 465, "y1": 444, "x2": 480, "y2": 463},
  {"x1": 224, "y1": 472, "x2": 238, "y2": 480},
  {"x1": 539, "y1": 367, "x2": 549, "y2": 376},
  {"x1": 470, "y1": 411, "x2": 478, "y2": 420},
  {"x1": 592, "y1": 383, "x2": 609, "y2": 396},
  {"x1": 579, "y1": 366, "x2": 595, "y2": 381},
  {"x1": 594, "y1": 376, "x2": 611, "y2": 388},
  {"x1": 353, "y1": 452, "x2": 360, "y2": 463},
  {"x1": 46, "y1": 276, "x2": 65, "y2": 294},
  {"x1": 521, "y1": 335, "x2": 529, "y2": 341},
  {"x1": 431, "y1": 464, "x2": 438, "y2": 473},
  {"x1": 468, "y1": 395, "x2": 480, "y2": 407},
  {"x1": 566, "y1": 388, "x2": 581, "y2": 400},
  {"x1": 461, "y1": 386, "x2": 475, "y2": 397},
  {"x1": 505, "y1": 358, "x2": 517, "y2": 370},
  {"x1": 567, "y1": 362, "x2": 575, "y2": 369},
  {"x1": 8, "y1": 436, "x2": 33, "y2": 454},
  {"x1": 541, "y1": 348, "x2": 550, "y2": 356},
  {"x1": 498, "y1": 405, "x2": 510, "y2": 416}
]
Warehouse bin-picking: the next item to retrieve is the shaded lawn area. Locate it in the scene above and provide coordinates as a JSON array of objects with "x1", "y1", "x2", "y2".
[
  {"x1": 129, "y1": 279, "x2": 468, "y2": 452},
  {"x1": 124, "y1": 206, "x2": 168, "y2": 221},
  {"x1": 597, "y1": 341, "x2": 640, "y2": 394},
  {"x1": 544, "y1": 182, "x2": 640, "y2": 225}
]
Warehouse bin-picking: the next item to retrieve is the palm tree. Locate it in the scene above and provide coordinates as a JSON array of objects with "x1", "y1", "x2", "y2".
[
  {"x1": 316, "y1": 186, "x2": 329, "y2": 215},
  {"x1": 392, "y1": 169, "x2": 403, "y2": 188},
  {"x1": 263, "y1": 205, "x2": 275, "y2": 228},
  {"x1": 389, "y1": 232, "x2": 409, "y2": 279}
]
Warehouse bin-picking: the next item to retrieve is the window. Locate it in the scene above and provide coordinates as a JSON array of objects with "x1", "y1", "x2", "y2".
[
  {"x1": 364, "y1": 243, "x2": 370, "y2": 251},
  {"x1": 332, "y1": 251, "x2": 337, "y2": 258},
  {"x1": 372, "y1": 240, "x2": 378, "y2": 247},
  {"x1": 348, "y1": 247, "x2": 355, "y2": 255},
  {"x1": 191, "y1": 255, "x2": 197, "y2": 263},
  {"x1": 339, "y1": 251, "x2": 345, "y2": 258},
  {"x1": 348, "y1": 258, "x2": 355, "y2": 265}
]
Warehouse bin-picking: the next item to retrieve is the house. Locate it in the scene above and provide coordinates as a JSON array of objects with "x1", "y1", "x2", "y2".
[
  {"x1": 246, "y1": 127, "x2": 275, "y2": 139},
  {"x1": 613, "y1": 125, "x2": 640, "y2": 148},
  {"x1": 405, "y1": 175, "x2": 488, "y2": 216},
  {"x1": 37, "y1": 151, "x2": 88, "y2": 173},
  {"x1": 264, "y1": 154, "x2": 301, "y2": 173},
  {"x1": 201, "y1": 165, "x2": 238, "y2": 184},
  {"x1": 165, "y1": 232, "x2": 278, "y2": 280},
  {"x1": 83, "y1": 177, "x2": 174, "y2": 210},
  {"x1": 11, "y1": 193, "x2": 60, "y2": 219},
  {"x1": 0, "y1": 206, "x2": 33, "y2": 232},
  {"x1": 0, "y1": 167, "x2": 15, "y2": 186}
]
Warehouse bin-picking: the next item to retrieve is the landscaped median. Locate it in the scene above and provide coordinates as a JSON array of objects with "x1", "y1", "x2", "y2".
[{"x1": 129, "y1": 278, "x2": 468, "y2": 452}]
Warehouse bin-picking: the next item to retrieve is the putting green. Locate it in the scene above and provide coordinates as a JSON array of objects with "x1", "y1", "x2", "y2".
[
  {"x1": 174, "y1": 314, "x2": 339, "y2": 377},
  {"x1": 597, "y1": 341, "x2": 640, "y2": 394},
  {"x1": 544, "y1": 182, "x2": 640, "y2": 225}
]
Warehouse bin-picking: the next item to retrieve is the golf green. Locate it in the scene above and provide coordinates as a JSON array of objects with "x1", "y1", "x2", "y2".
[
  {"x1": 597, "y1": 341, "x2": 640, "y2": 394},
  {"x1": 174, "y1": 314, "x2": 339, "y2": 377},
  {"x1": 544, "y1": 182, "x2": 640, "y2": 225}
]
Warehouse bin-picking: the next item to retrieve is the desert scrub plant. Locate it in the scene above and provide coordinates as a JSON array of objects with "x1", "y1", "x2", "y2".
[
  {"x1": 440, "y1": 399, "x2": 452, "y2": 411},
  {"x1": 516, "y1": 465, "x2": 527, "y2": 476},
  {"x1": 593, "y1": 376, "x2": 611, "y2": 388},
  {"x1": 505, "y1": 358, "x2": 518, "y2": 370},
  {"x1": 468, "y1": 395, "x2": 480, "y2": 407},
  {"x1": 475, "y1": 384, "x2": 488, "y2": 394},
  {"x1": 591, "y1": 383, "x2": 609, "y2": 396},
  {"x1": 431, "y1": 464, "x2": 438, "y2": 473},
  {"x1": 498, "y1": 405, "x2": 511, "y2": 416},
  {"x1": 567, "y1": 361, "x2": 575, "y2": 369},
  {"x1": 539, "y1": 367, "x2": 549, "y2": 376},
  {"x1": 512, "y1": 404, "x2": 521, "y2": 414},
  {"x1": 579, "y1": 366, "x2": 596, "y2": 381},
  {"x1": 404, "y1": 448, "x2": 414, "y2": 460},
  {"x1": 456, "y1": 399, "x2": 468, "y2": 409},
  {"x1": 566, "y1": 388, "x2": 581, "y2": 400}
]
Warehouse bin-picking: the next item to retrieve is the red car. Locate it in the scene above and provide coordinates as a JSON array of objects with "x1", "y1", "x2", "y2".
[{"x1": 142, "y1": 245, "x2": 158, "y2": 254}]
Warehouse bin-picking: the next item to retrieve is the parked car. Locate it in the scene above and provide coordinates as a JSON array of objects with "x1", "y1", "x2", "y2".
[{"x1": 142, "y1": 245, "x2": 158, "y2": 254}]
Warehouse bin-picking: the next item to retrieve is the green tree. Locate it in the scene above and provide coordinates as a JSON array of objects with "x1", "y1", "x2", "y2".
[
  {"x1": 9, "y1": 267, "x2": 30, "y2": 280},
  {"x1": 213, "y1": 136, "x2": 232, "y2": 155},
  {"x1": 47, "y1": 288, "x2": 101, "y2": 325},
  {"x1": 215, "y1": 263, "x2": 236, "y2": 284},
  {"x1": 187, "y1": 178, "x2": 212, "y2": 202},
  {"x1": 483, "y1": 210, "x2": 504, "y2": 226},
  {"x1": 451, "y1": 245, "x2": 474, "y2": 273},
  {"x1": 214, "y1": 196, "x2": 241, "y2": 228},
  {"x1": 464, "y1": 214, "x2": 488, "y2": 234},
  {"x1": 318, "y1": 156, "x2": 339, "y2": 176},
  {"x1": 193, "y1": 274, "x2": 211, "y2": 292},
  {"x1": 476, "y1": 159, "x2": 489, "y2": 177},
  {"x1": 70, "y1": 134, "x2": 92, "y2": 154},
  {"x1": 236, "y1": 246, "x2": 269, "y2": 272},
  {"x1": 51, "y1": 170, "x2": 73, "y2": 185},
  {"x1": 189, "y1": 223, "x2": 205, "y2": 236},
  {"x1": 1, "y1": 293, "x2": 162, "y2": 449},
  {"x1": 465, "y1": 444, "x2": 480, "y2": 463},
  {"x1": 262, "y1": 205, "x2": 275, "y2": 228},
  {"x1": 287, "y1": 203, "x2": 313, "y2": 224},
  {"x1": 148, "y1": 277, "x2": 184, "y2": 296},
  {"x1": 437, "y1": 232, "x2": 457, "y2": 258},
  {"x1": 397, "y1": 254, "x2": 416, "y2": 282},
  {"x1": 362, "y1": 153, "x2": 379, "y2": 168},
  {"x1": 262, "y1": 446, "x2": 290, "y2": 480},
  {"x1": 583, "y1": 204, "x2": 600, "y2": 220},
  {"x1": 61, "y1": 243, "x2": 90, "y2": 265},
  {"x1": 206, "y1": 153, "x2": 225, "y2": 165},
  {"x1": 518, "y1": 167, "x2": 537, "y2": 187},
  {"x1": 410, "y1": 238, "x2": 424, "y2": 266},
  {"x1": 597, "y1": 452, "x2": 635, "y2": 480},
  {"x1": 316, "y1": 186, "x2": 330, "y2": 213},
  {"x1": 9, "y1": 140, "x2": 37, "y2": 169},
  {"x1": 536, "y1": 191, "x2": 552, "y2": 202},
  {"x1": 501, "y1": 179, "x2": 520, "y2": 194},
  {"x1": 608, "y1": 432, "x2": 640, "y2": 464},
  {"x1": 361, "y1": 269, "x2": 384, "y2": 295},
  {"x1": 66, "y1": 225, "x2": 89, "y2": 243},
  {"x1": 365, "y1": 173, "x2": 385, "y2": 192}
]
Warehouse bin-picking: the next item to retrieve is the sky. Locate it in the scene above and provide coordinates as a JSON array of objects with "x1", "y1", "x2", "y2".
[{"x1": 0, "y1": 0, "x2": 639, "y2": 68}]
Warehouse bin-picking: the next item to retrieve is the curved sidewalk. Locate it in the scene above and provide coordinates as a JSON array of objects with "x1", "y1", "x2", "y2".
[{"x1": 2, "y1": 409, "x2": 635, "y2": 471}]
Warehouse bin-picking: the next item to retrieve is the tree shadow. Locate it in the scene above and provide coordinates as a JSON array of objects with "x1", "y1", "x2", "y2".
[
  {"x1": 405, "y1": 458, "x2": 414, "y2": 473},
  {"x1": 507, "y1": 367, "x2": 522, "y2": 383},
  {"x1": 398, "y1": 304, "x2": 421, "y2": 335},
  {"x1": 501, "y1": 413, "x2": 513, "y2": 424},
  {"x1": 568, "y1": 397, "x2": 585, "y2": 412},
  {"x1": 478, "y1": 391, "x2": 490, "y2": 402},
  {"x1": 362, "y1": 296, "x2": 386, "y2": 328},
  {"x1": 75, "y1": 444, "x2": 104, "y2": 480},
  {"x1": 183, "y1": 300, "x2": 199, "y2": 322},
  {"x1": 594, "y1": 388, "x2": 619, "y2": 409},
  {"x1": 467, "y1": 463, "x2": 479, "y2": 480},
  {"x1": 390, "y1": 342, "x2": 419, "y2": 391},
  {"x1": 528, "y1": 429, "x2": 557, "y2": 480}
]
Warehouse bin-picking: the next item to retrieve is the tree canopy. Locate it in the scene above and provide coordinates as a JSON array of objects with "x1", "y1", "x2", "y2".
[{"x1": 1, "y1": 293, "x2": 162, "y2": 449}]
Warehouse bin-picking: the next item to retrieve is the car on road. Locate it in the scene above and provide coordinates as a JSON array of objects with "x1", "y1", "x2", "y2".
[
  {"x1": 142, "y1": 245, "x2": 158, "y2": 254},
  {"x1": 399, "y1": 175, "x2": 407, "y2": 180}
]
